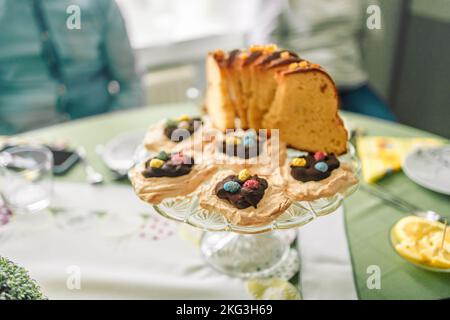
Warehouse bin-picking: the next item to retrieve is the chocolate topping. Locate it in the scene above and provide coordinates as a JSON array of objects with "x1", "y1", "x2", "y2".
[
  {"x1": 226, "y1": 49, "x2": 241, "y2": 68},
  {"x1": 258, "y1": 50, "x2": 299, "y2": 66},
  {"x1": 283, "y1": 66, "x2": 319, "y2": 76},
  {"x1": 142, "y1": 154, "x2": 194, "y2": 178},
  {"x1": 290, "y1": 153, "x2": 340, "y2": 182},
  {"x1": 215, "y1": 175, "x2": 268, "y2": 209},
  {"x1": 243, "y1": 51, "x2": 263, "y2": 66},
  {"x1": 268, "y1": 57, "x2": 303, "y2": 69},
  {"x1": 164, "y1": 117, "x2": 202, "y2": 142}
]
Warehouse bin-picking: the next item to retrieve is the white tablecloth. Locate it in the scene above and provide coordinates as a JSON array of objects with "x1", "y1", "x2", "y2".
[
  {"x1": 0, "y1": 182, "x2": 356, "y2": 299},
  {"x1": 298, "y1": 209, "x2": 358, "y2": 300}
]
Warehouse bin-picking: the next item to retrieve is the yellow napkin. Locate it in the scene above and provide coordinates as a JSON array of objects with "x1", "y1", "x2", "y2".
[{"x1": 356, "y1": 136, "x2": 443, "y2": 183}]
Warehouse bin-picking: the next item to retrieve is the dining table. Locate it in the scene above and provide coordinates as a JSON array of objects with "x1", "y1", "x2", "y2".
[{"x1": 1, "y1": 102, "x2": 449, "y2": 300}]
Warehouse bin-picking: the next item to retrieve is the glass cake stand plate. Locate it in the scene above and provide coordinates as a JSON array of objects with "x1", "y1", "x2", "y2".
[{"x1": 135, "y1": 143, "x2": 360, "y2": 278}]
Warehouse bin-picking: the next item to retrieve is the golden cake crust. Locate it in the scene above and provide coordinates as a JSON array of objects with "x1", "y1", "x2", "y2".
[{"x1": 205, "y1": 53, "x2": 236, "y2": 131}]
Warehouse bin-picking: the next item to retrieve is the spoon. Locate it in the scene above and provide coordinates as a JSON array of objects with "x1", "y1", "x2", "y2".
[
  {"x1": 76, "y1": 147, "x2": 104, "y2": 185},
  {"x1": 360, "y1": 183, "x2": 445, "y2": 223}
]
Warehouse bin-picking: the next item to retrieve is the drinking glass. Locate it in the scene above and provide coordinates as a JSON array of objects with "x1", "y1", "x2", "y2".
[{"x1": 0, "y1": 145, "x2": 53, "y2": 213}]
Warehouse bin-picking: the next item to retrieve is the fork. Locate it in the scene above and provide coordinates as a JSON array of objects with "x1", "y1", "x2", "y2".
[{"x1": 359, "y1": 183, "x2": 445, "y2": 223}]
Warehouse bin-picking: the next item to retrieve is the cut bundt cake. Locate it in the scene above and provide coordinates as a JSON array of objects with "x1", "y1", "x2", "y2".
[
  {"x1": 205, "y1": 45, "x2": 348, "y2": 155},
  {"x1": 206, "y1": 46, "x2": 280, "y2": 130},
  {"x1": 249, "y1": 48, "x2": 301, "y2": 130},
  {"x1": 205, "y1": 51, "x2": 235, "y2": 131}
]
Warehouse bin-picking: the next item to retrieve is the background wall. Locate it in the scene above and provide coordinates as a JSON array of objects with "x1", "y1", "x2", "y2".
[
  {"x1": 362, "y1": 0, "x2": 404, "y2": 100},
  {"x1": 345, "y1": 0, "x2": 450, "y2": 138},
  {"x1": 392, "y1": 0, "x2": 450, "y2": 138},
  {"x1": 118, "y1": 0, "x2": 449, "y2": 138}
]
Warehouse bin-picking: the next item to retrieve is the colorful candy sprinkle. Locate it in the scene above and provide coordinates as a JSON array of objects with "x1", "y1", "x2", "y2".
[
  {"x1": 291, "y1": 157, "x2": 306, "y2": 167},
  {"x1": 149, "y1": 158, "x2": 164, "y2": 168},
  {"x1": 314, "y1": 151, "x2": 327, "y2": 161},
  {"x1": 177, "y1": 121, "x2": 190, "y2": 130},
  {"x1": 224, "y1": 181, "x2": 241, "y2": 193},
  {"x1": 314, "y1": 161, "x2": 328, "y2": 173},
  {"x1": 244, "y1": 129, "x2": 257, "y2": 138},
  {"x1": 238, "y1": 169, "x2": 251, "y2": 182},
  {"x1": 299, "y1": 61, "x2": 309, "y2": 68},
  {"x1": 225, "y1": 136, "x2": 241, "y2": 145},
  {"x1": 280, "y1": 51, "x2": 290, "y2": 59},
  {"x1": 243, "y1": 179, "x2": 260, "y2": 190},
  {"x1": 156, "y1": 151, "x2": 169, "y2": 161},
  {"x1": 177, "y1": 114, "x2": 191, "y2": 122},
  {"x1": 289, "y1": 62, "x2": 299, "y2": 70},
  {"x1": 243, "y1": 135, "x2": 257, "y2": 147},
  {"x1": 171, "y1": 153, "x2": 186, "y2": 165}
]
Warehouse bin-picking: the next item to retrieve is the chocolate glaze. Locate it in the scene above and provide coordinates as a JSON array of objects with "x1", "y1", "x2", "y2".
[
  {"x1": 164, "y1": 117, "x2": 202, "y2": 142},
  {"x1": 290, "y1": 153, "x2": 340, "y2": 182},
  {"x1": 243, "y1": 51, "x2": 263, "y2": 66},
  {"x1": 283, "y1": 66, "x2": 320, "y2": 76},
  {"x1": 268, "y1": 57, "x2": 303, "y2": 69},
  {"x1": 226, "y1": 49, "x2": 241, "y2": 68},
  {"x1": 215, "y1": 175, "x2": 268, "y2": 209},
  {"x1": 212, "y1": 51, "x2": 225, "y2": 63},
  {"x1": 257, "y1": 50, "x2": 299, "y2": 66},
  {"x1": 143, "y1": 154, "x2": 194, "y2": 178}
]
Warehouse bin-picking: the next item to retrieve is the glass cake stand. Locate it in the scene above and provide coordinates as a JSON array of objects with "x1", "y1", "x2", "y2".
[{"x1": 135, "y1": 143, "x2": 360, "y2": 278}]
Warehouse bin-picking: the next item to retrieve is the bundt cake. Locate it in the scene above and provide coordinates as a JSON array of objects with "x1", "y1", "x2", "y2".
[
  {"x1": 205, "y1": 45, "x2": 348, "y2": 155},
  {"x1": 205, "y1": 51, "x2": 235, "y2": 131}
]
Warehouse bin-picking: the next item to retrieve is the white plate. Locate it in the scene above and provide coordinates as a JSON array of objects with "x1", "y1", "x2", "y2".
[
  {"x1": 100, "y1": 130, "x2": 146, "y2": 174},
  {"x1": 403, "y1": 145, "x2": 450, "y2": 195}
]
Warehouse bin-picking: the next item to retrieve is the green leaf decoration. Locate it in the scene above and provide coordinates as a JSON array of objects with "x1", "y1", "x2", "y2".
[{"x1": 0, "y1": 256, "x2": 46, "y2": 300}]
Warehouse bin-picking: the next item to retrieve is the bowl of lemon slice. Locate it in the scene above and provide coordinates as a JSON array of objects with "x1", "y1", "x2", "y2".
[{"x1": 390, "y1": 216, "x2": 450, "y2": 272}]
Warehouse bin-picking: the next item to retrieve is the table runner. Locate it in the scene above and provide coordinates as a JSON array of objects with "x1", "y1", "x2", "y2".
[{"x1": 345, "y1": 180, "x2": 450, "y2": 300}]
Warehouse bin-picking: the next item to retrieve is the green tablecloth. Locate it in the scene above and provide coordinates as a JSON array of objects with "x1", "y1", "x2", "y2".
[{"x1": 26, "y1": 103, "x2": 450, "y2": 299}]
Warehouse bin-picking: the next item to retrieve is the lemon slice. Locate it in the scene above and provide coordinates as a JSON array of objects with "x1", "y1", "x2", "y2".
[
  {"x1": 393, "y1": 216, "x2": 443, "y2": 242},
  {"x1": 246, "y1": 278, "x2": 301, "y2": 300},
  {"x1": 430, "y1": 253, "x2": 450, "y2": 269},
  {"x1": 395, "y1": 242, "x2": 423, "y2": 264},
  {"x1": 393, "y1": 216, "x2": 450, "y2": 270}
]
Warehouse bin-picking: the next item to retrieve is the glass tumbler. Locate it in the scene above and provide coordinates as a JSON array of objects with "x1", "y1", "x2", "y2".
[{"x1": 0, "y1": 145, "x2": 53, "y2": 213}]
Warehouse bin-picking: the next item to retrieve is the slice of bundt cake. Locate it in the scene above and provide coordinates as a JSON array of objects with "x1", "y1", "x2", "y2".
[
  {"x1": 205, "y1": 45, "x2": 281, "y2": 131},
  {"x1": 226, "y1": 49, "x2": 248, "y2": 129},
  {"x1": 262, "y1": 61, "x2": 347, "y2": 155},
  {"x1": 248, "y1": 49, "x2": 302, "y2": 130},
  {"x1": 205, "y1": 50, "x2": 235, "y2": 131}
]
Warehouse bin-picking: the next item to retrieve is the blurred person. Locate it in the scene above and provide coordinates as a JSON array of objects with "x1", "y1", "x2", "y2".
[
  {"x1": 0, "y1": 0, "x2": 143, "y2": 134},
  {"x1": 249, "y1": 0, "x2": 396, "y2": 121}
]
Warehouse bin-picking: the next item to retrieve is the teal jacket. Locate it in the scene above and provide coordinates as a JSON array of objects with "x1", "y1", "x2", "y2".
[{"x1": 0, "y1": 0, "x2": 143, "y2": 134}]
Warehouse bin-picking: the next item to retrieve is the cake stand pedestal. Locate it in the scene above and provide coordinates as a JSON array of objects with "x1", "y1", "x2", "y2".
[
  {"x1": 142, "y1": 143, "x2": 360, "y2": 279},
  {"x1": 152, "y1": 180, "x2": 358, "y2": 278},
  {"x1": 201, "y1": 231, "x2": 290, "y2": 278}
]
